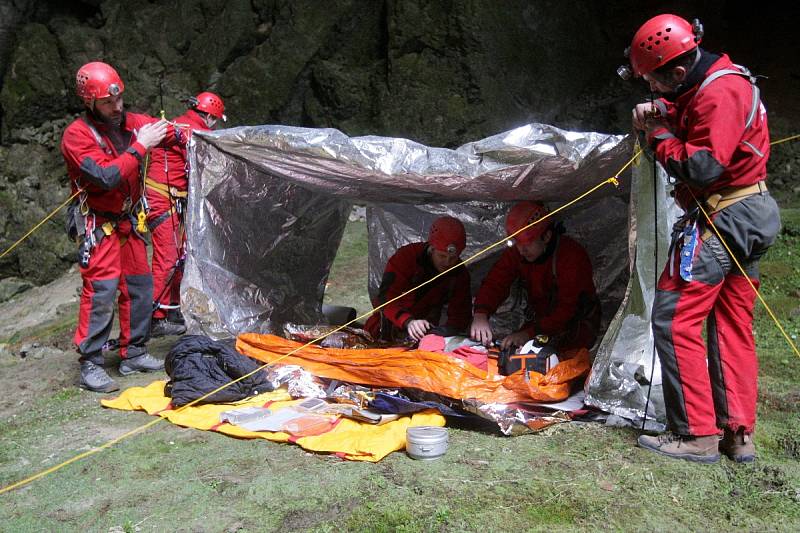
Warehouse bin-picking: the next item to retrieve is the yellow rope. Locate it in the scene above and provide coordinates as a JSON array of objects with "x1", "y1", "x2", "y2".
[
  {"x1": 0, "y1": 417, "x2": 164, "y2": 495},
  {"x1": 2, "y1": 130, "x2": 798, "y2": 494},
  {"x1": 770, "y1": 133, "x2": 800, "y2": 147},
  {"x1": 0, "y1": 149, "x2": 638, "y2": 496},
  {"x1": 690, "y1": 191, "x2": 800, "y2": 358},
  {"x1": 3, "y1": 134, "x2": 797, "y2": 260},
  {"x1": 0, "y1": 189, "x2": 84, "y2": 259}
]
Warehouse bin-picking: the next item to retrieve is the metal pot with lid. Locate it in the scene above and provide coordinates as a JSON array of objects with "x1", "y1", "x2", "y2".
[{"x1": 406, "y1": 426, "x2": 448, "y2": 460}]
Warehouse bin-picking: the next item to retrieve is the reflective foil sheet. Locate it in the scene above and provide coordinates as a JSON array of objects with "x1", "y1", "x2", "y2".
[
  {"x1": 185, "y1": 123, "x2": 631, "y2": 340},
  {"x1": 584, "y1": 155, "x2": 681, "y2": 430},
  {"x1": 184, "y1": 122, "x2": 675, "y2": 427},
  {"x1": 462, "y1": 399, "x2": 572, "y2": 436},
  {"x1": 265, "y1": 365, "x2": 328, "y2": 399}
]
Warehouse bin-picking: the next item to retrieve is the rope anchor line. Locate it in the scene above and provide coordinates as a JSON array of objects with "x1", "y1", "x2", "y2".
[
  {"x1": 0, "y1": 151, "x2": 633, "y2": 496},
  {"x1": 2, "y1": 132, "x2": 800, "y2": 495}
]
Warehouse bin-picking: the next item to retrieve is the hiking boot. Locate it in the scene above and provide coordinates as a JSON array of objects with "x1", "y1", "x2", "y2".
[
  {"x1": 118, "y1": 352, "x2": 165, "y2": 376},
  {"x1": 637, "y1": 432, "x2": 720, "y2": 464},
  {"x1": 720, "y1": 428, "x2": 756, "y2": 463},
  {"x1": 80, "y1": 361, "x2": 120, "y2": 393},
  {"x1": 167, "y1": 308, "x2": 185, "y2": 325},
  {"x1": 150, "y1": 318, "x2": 186, "y2": 338}
]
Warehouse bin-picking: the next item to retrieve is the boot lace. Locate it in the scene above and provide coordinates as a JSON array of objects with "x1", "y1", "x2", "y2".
[
  {"x1": 84, "y1": 362, "x2": 110, "y2": 382},
  {"x1": 657, "y1": 432, "x2": 681, "y2": 445}
]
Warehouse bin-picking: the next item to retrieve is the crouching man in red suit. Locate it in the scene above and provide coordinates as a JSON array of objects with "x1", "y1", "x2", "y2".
[{"x1": 365, "y1": 216, "x2": 472, "y2": 342}]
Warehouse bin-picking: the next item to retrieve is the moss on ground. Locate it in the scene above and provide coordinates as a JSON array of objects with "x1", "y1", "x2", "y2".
[{"x1": 0, "y1": 207, "x2": 799, "y2": 531}]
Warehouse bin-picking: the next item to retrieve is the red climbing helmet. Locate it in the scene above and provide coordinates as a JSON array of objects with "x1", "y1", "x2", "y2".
[
  {"x1": 627, "y1": 14, "x2": 703, "y2": 77},
  {"x1": 428, "y1": 216, "x2": 466, "y2": 256},
  {"x1": 505, "y1": 201, "x2": 550, "y2": 245},
  {"x1": 191, "y1": 91, "x2": 226, "y2": 121},
  {"x1": 75, "y1": 62, "x2": 124, "y2": 106}
]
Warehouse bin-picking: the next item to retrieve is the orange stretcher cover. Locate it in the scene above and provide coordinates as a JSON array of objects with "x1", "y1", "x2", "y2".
[
  {"x1": 237, "y1": 333, "x2": 591, "y2": 404},
  {"x1": 102, "y1": 381, "x2": 445, "y2": 462}
]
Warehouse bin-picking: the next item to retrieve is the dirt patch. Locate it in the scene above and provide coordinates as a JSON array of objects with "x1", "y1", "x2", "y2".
[
  {"x1": 751, "y1": 465, "x2": 790, "y2": 493},
  {"x1": 776, "y1": 433, "x2": 800, "y2": 459},
  {"x1": 280, "y1": 499, "x2": 359, "y2": 531},
  {"x1": 0, "y1": 348, "x2": 77, "y2": 417},
  {"x1": 757, "y1": 388, "x2": 800, "y2": 412},
  {"x1": 0, "y1": 268, "x2": 81, "y2": 341}
]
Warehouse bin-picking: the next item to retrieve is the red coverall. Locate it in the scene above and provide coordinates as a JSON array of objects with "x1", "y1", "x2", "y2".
[
  {"x1": 473, "y1": 234, "x2": 599, "y2": 351},
  {"x1": 145, "y1": 109, "x2": 204, "y2": 319},
  {"x1": 364, "y1": 242, "x2": 472, "y2": 341},
  {"x1": 647, "y1": 53, "x2": 781, "y2": 436},
  {"x1": 61, "y1": 111, "x2": 173, "y2": 362}
]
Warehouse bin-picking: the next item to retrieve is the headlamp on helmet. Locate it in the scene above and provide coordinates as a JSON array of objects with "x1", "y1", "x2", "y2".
[
  {"x1": 428, "y1": 216, "x2": 467, "y2": 257},
  {"x1": 618, "y1": 14, "x2": 703, "y2": 79},
  {"x1": 75, "y1": 61, "x2": 125, "y2": 107}
]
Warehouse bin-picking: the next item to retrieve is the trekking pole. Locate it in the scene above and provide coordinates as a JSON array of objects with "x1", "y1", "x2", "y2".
[{"x1": 640, "y1": 163, "x2": 659, "y2": 432}]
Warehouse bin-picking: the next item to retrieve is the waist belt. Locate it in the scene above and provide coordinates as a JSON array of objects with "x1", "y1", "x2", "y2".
[
  {"x1": 146, "y1": 177, "x2": 188, "y2": 200},
  {"x1": 91, "y1": 210, "x2": 126, "y2": 223},
  {"x1": 705, "y1": 181, "x2": 767, "y2": 214}
]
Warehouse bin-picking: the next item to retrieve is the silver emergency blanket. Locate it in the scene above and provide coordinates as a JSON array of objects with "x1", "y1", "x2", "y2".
[
  {"x1": 183, "y1": 122, "x2": 674, "y2": 427},
  {"x1": 585, "y1": 156, "x2": 681, "y2": 430},
  {"x1": 184, "y1": 123, "x2": 631, "y2": 336},
  {"x1": 461, "y1": 398, "x2": 572, "y2": 436}
]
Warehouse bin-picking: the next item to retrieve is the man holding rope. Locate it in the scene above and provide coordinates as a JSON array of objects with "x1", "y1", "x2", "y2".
[
  {"x1": 621, "y1": 14, "x2": 781, "y2": 463},
  {"x1": 146, "y1": 92, "x2": 226, "y2": 338},
  {"x1": 61, "y1": 62, "x2": 176, "y2": 392}
]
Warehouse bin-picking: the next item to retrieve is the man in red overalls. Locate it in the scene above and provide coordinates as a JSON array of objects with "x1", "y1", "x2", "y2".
[
  {"x1": 470, "y1": 201, "x2": 600, "y2": 352},
  {"x1": 62, "y1": 61, "x2": 173, "y2": 392},
  {"x1": 620, "y1": 15, "x2": 781, "y2": 462},
  {"x1": 146, "y1": 92, "x2": 226, "y2": 337},
  {"x1": 364, "y1": 216, "x2": 472, "y2": 342}
]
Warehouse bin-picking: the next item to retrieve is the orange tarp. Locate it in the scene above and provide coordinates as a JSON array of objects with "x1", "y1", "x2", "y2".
[{"x1": 236, "y1": 333, "x2": 591, "y2": 403}]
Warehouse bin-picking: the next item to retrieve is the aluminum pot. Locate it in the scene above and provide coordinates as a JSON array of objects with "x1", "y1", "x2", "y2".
[{"x1": 406, "y1": 426, "x2": 448, "y2": 460}]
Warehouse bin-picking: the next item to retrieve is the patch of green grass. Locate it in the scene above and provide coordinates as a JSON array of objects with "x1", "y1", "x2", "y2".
[
  {"x1": 525, "y1": 502, "x2": 577, "y2": 525},
  {"x1": 50, "y1": 387, "x2": 80, "y2": 403},
  {"x1": 324, "y1": 219, "x2": 371, "y2": 318},
  {"x1": 1, "y1": 205, "x2": 800, "y2": 531}
]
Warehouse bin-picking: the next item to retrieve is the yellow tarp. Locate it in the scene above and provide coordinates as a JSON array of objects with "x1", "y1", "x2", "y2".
[{"x1": 101, "y1": 381, "x2": 445, "y2": 462}]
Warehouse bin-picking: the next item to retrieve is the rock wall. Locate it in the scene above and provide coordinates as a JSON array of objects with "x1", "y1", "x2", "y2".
[{"x1": 1, "y1": 0, "x2": 798, "y2": 287}]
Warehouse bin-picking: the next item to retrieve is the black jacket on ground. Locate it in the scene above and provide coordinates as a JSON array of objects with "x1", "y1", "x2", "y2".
[{"x1": 164, "y1": 335, "x2": 274, "y2": 407}]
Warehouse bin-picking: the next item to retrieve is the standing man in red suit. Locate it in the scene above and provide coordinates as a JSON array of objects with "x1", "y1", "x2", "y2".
[
  {"x1": 146, "y1": 92, "x2": 226, "y2": 337},
  {"x1": 61, "y1": 61, "x2": 175, "y2": 392},
  {"x1": 365, "y1": 216, "x2": 472, "y2": 342},
  {"x1": 620, "y1": 14, "x2": 781, "y2": 463}
]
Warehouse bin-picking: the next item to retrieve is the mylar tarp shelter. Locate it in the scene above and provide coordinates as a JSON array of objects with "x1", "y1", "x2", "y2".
[{"x1": 182, "y1": 123, "x2": 679, "y2": 428}]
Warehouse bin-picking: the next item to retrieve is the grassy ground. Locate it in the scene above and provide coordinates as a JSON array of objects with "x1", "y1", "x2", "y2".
[
  {"x1": 0, "y1": 211, "x2": 798, "y2": 531},
  {"x1": 323, "y1": 220, "x2": 371, "y2": 319}
]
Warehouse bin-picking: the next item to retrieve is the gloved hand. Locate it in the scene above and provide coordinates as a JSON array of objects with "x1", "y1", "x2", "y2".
[
  {"x1": 632, "y1": 102, "x2": 659, "y2": 131},
  {"x1": 136, "y1": 119, "x2": 168, "y2": 150}
]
